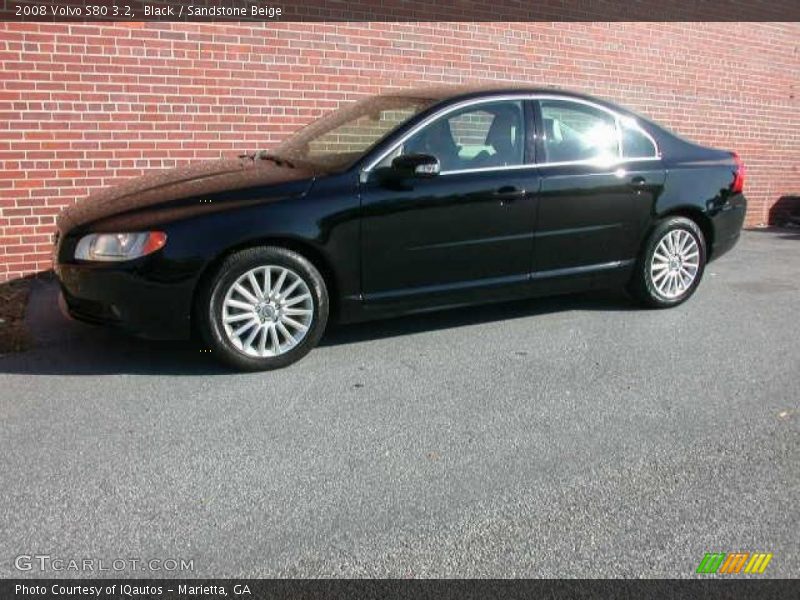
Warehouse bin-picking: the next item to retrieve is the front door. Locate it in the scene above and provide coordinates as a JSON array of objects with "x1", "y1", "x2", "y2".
[{"x1": 360, "y1": 99, "x2": 539, "y2": 306}]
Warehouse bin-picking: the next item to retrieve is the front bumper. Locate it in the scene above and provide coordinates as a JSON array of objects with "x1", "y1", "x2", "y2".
[{"x1": 56, "y1": 262, "x2": 196, "y2": 340}]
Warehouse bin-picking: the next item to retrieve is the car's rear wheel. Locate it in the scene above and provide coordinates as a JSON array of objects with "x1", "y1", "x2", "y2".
[
  {"x1": 629, "y1": 216, "x2": 707, "y2": 308},
  {"x1": 199, "y1": 246, "x2": 328, "y2": 371}
]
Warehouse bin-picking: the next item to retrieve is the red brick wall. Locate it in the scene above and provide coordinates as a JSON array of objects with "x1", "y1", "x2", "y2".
[{"x1": 1, "y1": 21, "x2": 798, "y2": 281}]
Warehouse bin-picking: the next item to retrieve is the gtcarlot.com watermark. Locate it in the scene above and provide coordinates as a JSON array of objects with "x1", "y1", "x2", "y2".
[{"x1": 14, "y1": 554, "x2": 194, "y2": 573}]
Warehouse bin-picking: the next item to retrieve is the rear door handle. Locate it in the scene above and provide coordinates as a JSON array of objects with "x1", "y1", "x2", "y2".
[
  {"x1": 629, "y1": 176, "x2": 647, "y2": 188},
  {"x1": 493, "y1": 186, "x2": 527, "y2": 204}
]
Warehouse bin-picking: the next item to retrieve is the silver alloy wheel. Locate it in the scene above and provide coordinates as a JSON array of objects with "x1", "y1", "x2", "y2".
[
  {"x1": 221, "y1": 265, "x2": 314, "y2": 357},
  {"x1": 650, "y1": 229, "x2": 700, "y2": 299}
]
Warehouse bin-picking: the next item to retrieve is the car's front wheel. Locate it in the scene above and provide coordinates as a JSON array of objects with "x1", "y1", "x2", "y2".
[
  {"x1": 629, "y1": 216, "x2": 707, "y2": 308},
  {"x1": 199, "y1": 246, "x2": 328, "y2": 371}
]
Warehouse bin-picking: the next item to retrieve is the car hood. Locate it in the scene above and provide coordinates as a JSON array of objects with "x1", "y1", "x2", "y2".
[{"x1": 57, "y1": 157, "x2": 317, "y2": 232}]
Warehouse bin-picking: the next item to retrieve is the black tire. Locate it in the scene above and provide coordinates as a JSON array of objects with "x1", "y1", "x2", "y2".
[
  {"x1": 197, "y1": 246, "x2": 328, "y2": 371},
  {"x1": 628, "y1": 216, "x2": 707, "y2": 308}
]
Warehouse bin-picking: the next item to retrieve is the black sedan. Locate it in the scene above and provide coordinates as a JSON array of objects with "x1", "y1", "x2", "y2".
[{"x1": 54, "y1": 86, "x2": 747, "y2": 370}]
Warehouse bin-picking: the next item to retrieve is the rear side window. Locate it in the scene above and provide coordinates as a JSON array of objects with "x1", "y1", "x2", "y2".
[
  {"x1": 621, "y1": 118, "x2": 658, "y2": 158},
  {"x1": 539, "y1": 100, "x2": 619, "y2": 163}
]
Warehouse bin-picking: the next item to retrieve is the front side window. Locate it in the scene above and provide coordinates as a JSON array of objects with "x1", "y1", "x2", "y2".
[
  {"x1": 382, "y1": 100, "x2": 525, "y2": 172},
  {"x1": 540, "y1": 100, "x2": 619, "y2": 164}
]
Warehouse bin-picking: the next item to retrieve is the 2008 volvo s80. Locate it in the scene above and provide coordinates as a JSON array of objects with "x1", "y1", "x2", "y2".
[{"x1": 54, "y1": 86, "x2": 746, "y2": 370}]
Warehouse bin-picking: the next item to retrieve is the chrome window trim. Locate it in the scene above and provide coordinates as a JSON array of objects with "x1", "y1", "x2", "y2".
[
  {"x1": 437, "y1": 155, "x2": 661, "y2": 177},
  {"x1": 361, "y1": 93, "x2": 661, "y2": 178}
]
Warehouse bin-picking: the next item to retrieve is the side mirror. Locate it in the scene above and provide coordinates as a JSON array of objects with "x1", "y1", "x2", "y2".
[{"x1": 391, "y1": 153, "x2": 441, "y2": 178}]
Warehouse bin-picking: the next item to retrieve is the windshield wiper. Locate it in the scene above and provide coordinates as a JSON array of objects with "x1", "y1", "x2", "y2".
[{"x1": 238, "y1": 150, "x2": 295, "y2": 169}]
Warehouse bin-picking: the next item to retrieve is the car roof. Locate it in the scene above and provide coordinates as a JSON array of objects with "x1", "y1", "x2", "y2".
[
  {"x1": 381, "y1": 84, "x2": 666, "y2": 135},
  {"x1": 382, "y1": 84, "x2": 609, "y2": 105}
]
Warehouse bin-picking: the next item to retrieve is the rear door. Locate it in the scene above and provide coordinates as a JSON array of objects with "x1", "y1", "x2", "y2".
[{"x1": 532, "y1": 98, "x2": 665, "y2": 277}]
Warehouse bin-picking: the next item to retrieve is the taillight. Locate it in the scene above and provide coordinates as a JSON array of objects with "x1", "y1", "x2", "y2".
[{"x1": 731, "y1": 152, "x2": 745, "y2": 193}]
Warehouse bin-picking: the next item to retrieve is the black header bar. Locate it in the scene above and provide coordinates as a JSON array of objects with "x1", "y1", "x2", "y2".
[{"x1": 2, "y1": 0, "x2": 799, "y2": 22}]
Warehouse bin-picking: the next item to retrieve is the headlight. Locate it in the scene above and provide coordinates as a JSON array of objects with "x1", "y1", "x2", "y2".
[{"x1": 74, "y1": 232, "x2": 167, "y2": 262}]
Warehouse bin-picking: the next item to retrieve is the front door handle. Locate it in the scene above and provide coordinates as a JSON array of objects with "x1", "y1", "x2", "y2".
[{"x1": 493, "y1": 186, "x2": 527, "y2": 204}]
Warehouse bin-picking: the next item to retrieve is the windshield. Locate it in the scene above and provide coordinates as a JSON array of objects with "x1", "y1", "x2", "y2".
[{"x1": 273, "y1": 95, "x2": 438, "y2": 171}]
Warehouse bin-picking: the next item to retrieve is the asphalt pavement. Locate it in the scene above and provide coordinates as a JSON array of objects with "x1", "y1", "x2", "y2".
[{"x1": 0, "y1": 229, "x2": 798, "y2": 578}]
